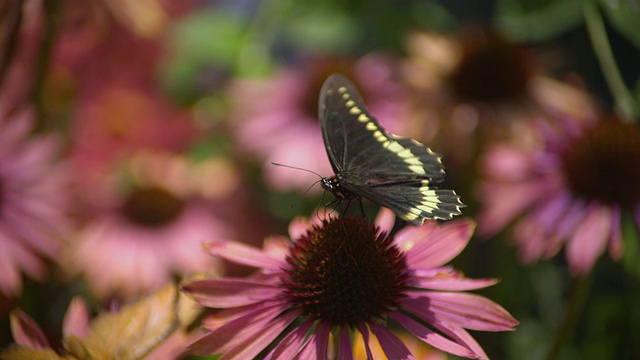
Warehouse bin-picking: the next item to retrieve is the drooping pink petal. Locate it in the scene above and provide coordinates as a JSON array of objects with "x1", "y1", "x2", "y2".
[
  {"x1": 289, "y1": 217, "x2": 312, "y2": 241},
  {"x1": 293, "y1": 321, "x2": 331, "y2": 360},
  {"x1": 566, "y1": 203, "x2": 612, "y2": 276},
  {"x1": 358, "y1": 324, "x2": 375, "y2": 360},
  {"x1": 267, "y1": 320, "x2": 314, "y2": 360},
  {"x1": 10, "y1": 309, "x2": 50, "y2": 350},
  {"x1": 338, "y1": 326, "x2": 354, "y2": 360},
  {"x1": 389, "y1": 311, "x2": 476, "y2": 358},
  {"x1": 477, "y1": 177, "x2": 556, "y2": 236},
  {"x1": 405, "y1": 219, "x2": 475, "y2": 269},
  {"x1": 181, "y1": 278, "x2": 282, "y2": 308},
  {"x1": 63, "y1": 297, "x2": 90, "y2": 339},
  {"x1": 204, "y1": 241, "x2": 283, "y2": 271},
  {"x1": 413, "y1": 274, "x2": 498, "y2": 291},
  {"x1": 404, "y1": 292, "x2": 519, "y2": 331},
  {"x1": 369, "y1": 322, "x2": 415, "y2": 360},
  {"x1": 191, "y1": 303, "x2": 295, "y2": 357},
  {"x1": 394, "y1": 221, "x2": 437, "y2": 251}
]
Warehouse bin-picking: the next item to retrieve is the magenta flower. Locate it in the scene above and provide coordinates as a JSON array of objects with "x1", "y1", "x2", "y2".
[
  {"x1": 228, "y1": 55, "x2": 408, "y2": 192},
  {"x1": 182, "y1": 209, "x2": 517, "y2": 359},
  {"x1": 477, "y1": 117, "x2": 640, "y2": 275},
  {"x1": 0, "y1": 108, "x2": 70, "y2": 298}
]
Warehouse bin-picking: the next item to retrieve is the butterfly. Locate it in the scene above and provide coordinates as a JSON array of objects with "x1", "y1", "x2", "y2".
[{"x1": 318, "y1": 74, "x2": 464, "y2": 225}]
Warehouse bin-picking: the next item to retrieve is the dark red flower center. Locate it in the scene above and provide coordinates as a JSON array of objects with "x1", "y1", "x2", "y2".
[
  {"x1": 450, "y1": 27, "x2": 533, "y2": 103},
  {"x1": 282, "y1": 217, "x2": 411, "y2": 327},
  {"x1": 562, "y1": 120, "x2": 640, "y2": 207},
  {"x1": 121, "y1": 186, "x2": 185, "y2": 228}
]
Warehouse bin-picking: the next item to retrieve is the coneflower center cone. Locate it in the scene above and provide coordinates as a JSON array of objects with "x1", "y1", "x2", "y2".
[
  {"x1": 562, "y1": 120, "x2": 640, "y2": 207},
  {"x1": 283, "y1": 217, "x2": 411, "y2": 327},
  {"x1": 121, "y1": 186, "x2": 185, "y2": 228}
]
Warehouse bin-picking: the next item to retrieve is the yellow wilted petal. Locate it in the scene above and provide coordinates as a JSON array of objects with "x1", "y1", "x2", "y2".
[
  {"x1": 64, "y1": 284, "x2": 180, "y2": 360},
  {"x1": 0, "y1": 348, "x2": 66, "y2": 360}
]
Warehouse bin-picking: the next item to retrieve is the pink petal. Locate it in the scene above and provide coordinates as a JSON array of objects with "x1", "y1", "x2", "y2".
[
  {"x1": 405, "y1": 219, "x2": 475, "y2": 269},
  {"x1": 181, "y1": 278, "x2": 282, "y2": 308},
  {"x1": 268, "y1": 320, "x2": 314, "y2": 360},
  {"x1": 369, "y1": 322, "x2": 415, "y2": 360},
  {"x1": 389, "y1": 311, "x2": 476, "y2": 358},
  {"x1": 414, "y1": 275, "x2": 498, "y2": 291},
  {"x1": 294, "y1": 321, "x2": 331, "y2": 360},
  {"x1": 338, "y1": 326, "x2": 354, "y2": 360},
  {"x1": 10, "y1": 309, "x2": 50, "y2": 350},
  {"x1": 375, "y1": 208, "x2": 396, "y2": 235},
  {"x1": 405, "y1": 292, "x2": 518, "y2": 331},
  {"x1": 191, "y1": 303, "x2": 295, "y2": 357},
  {"x1": 63, "y1": 297, "x2": 90, "y2": 339},
  {"x1": 205, "y1": 241, "x2": 283, "y2": 271},
  {"x1": 289, "y1": 217, "x2": 312, "y2": 241},
  {"x1": 357, "y1": 324, "x2": 375, "y2": 360},
  {"x1": 566, "y1": 203, "x2": 612, "y2": 276}
]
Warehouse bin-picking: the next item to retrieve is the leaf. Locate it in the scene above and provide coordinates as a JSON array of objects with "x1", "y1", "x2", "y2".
[
  {"x1": 494, "y1": 0, "x2": 585, "y2": 42},
  {"x1": 599, "y1": 0, "x2": 640, "y2": 50}
]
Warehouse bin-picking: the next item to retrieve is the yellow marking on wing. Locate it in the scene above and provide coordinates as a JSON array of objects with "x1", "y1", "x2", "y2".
[
  {"x1": 409, "y1": 165, "x2": 426, "y2": 174},
  {"x1": 358, "y1": 114, "x2": 369, "y2": 122},
  {"x1": 404, "y1": 157, "x2": 422, "y2": 165},
  {"x1": 346, "y1": 100, "x2": 355, "y2": 107},
  {"x1": 338, "y1": 86, "x2": 347, "y2": 94},
  {"x1": 387, "y1": 142, "x2": 404, "y2": 153},
  {"x1": 350, "y1": 107, "x2": 362, "y2": 115},
  {"x1": 366, "y1": 122, "x2": 377, "y2": 131}
]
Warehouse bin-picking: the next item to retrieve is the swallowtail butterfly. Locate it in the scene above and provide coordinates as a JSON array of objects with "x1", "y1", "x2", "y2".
[{"x1": 319, "y1": 74, "x2": 464, "y2": 225}]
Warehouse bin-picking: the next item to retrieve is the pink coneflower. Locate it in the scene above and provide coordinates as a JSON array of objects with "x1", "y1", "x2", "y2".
[
  {"x1": 228, "y1": 55, "x2": 408, "y2": 192},
  {"x1": 401, "y1": 28, "x2": 596, "y2": 174},
  {"x1": 66, "y1": 151, "x2": 236, "y2": 300},
  {"x1": 0, "y1": 108, "x2": 69, "y2": 298},
  {"x1": 182, "y1": 209, "x2": 518, "y2": 359},
  {"x1": 477, "y1": 117, "x2": 640, "y2": 275}
]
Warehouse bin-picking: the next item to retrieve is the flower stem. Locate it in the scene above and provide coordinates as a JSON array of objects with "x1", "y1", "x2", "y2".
[
  {"x1": 583, "y1": 0, "x2": 638, "y2": 122},
  {"x1": 31, "y1": 0, "x2": 60, "y2": 132},
  {"x1": 544, "y1": 273, "x2": 592, "y2": 360}
]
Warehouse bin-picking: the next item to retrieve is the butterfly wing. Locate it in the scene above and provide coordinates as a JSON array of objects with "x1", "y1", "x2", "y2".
[
  {"x1": 319, "y1": 73, "x2": 463, "y2": 224},
  {"x1": 319, "y1": 74, "x2": 445, "y2": 180}
]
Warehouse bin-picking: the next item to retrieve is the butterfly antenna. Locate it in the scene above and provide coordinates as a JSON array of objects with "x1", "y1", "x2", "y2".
[
  {"x1": 270, "y1": 162, "x2": 325, "y2": 211},
  {"x1": 271, "y1": 162, "x2": 323, "y2": 179}
]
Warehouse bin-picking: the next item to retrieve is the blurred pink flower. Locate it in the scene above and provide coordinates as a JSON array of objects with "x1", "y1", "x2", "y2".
[
  {"x1": 182, "y1": 209, "x2": 517, "y2": 359},
  {"x1": 477, "y1": 117, "x2": 640, "y2": 275},
  {"x1": 401, "y1": 28, "x2": 596, "y2": 176},
  {"x1": 0, "y1": 108, "x2": 70, "y2": 298},
  {"x1": 228, "y1": 55, "x2": 409, "y2": 193},
  {"x1": 65, "y1": 151, "x2": 236, "y2": 300},
  {"x1": 68, "y1": 81, "x2": 197, "y2": 197}
]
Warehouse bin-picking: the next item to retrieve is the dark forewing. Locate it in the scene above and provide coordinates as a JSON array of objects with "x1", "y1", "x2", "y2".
[{"x1": 319, "y1": 74, "x2": 445, "y2": 182}]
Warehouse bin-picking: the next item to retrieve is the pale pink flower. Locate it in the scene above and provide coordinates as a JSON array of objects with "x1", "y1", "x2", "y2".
[
  {"x1": 66, "y1": 151, "x2": 237, "y2": 300},
  {"x1": 182, "y1": 209, "x2": 517, "y2": 359},
  {"x1": 477, "y1": 117, "x2": 640, "y2": 275},
  {"x1": 0, "y1": 108, "x2": 70, "y2": 298},
  {"x1": 228, "y1": 55, "x2": 409, "y2": 192}
]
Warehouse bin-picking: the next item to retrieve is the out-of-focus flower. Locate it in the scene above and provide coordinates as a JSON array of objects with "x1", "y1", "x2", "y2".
[
  {"x1": 68, "y1": 80, "x2": 197, "y2": 197},
  {"x1": 65, "y1": 151, "x2": 237, "y2": 300},
  {"x1": 182, "y1": 209, "x2": 517, "y2": 359},
  {"x1": 477, "y1": 116, "x2": 640, "y2": 275},
  {"x1": 228, "y1": 55, "x2": 409, "y2": 193},
  {"x1": 401, "y1": 27, "x2": 596, "y2": 174},
  {"x1": 2, "y1": 283, "x2": 200, "y2": 360},
  {"x1": 0, "y1": 108, "x2": 70, "y2": 298}
]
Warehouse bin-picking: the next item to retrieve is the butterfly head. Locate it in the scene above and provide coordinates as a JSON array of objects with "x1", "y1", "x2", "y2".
[{"x1": 321, "y1": 175, "x2": 357, "y2": 201}]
